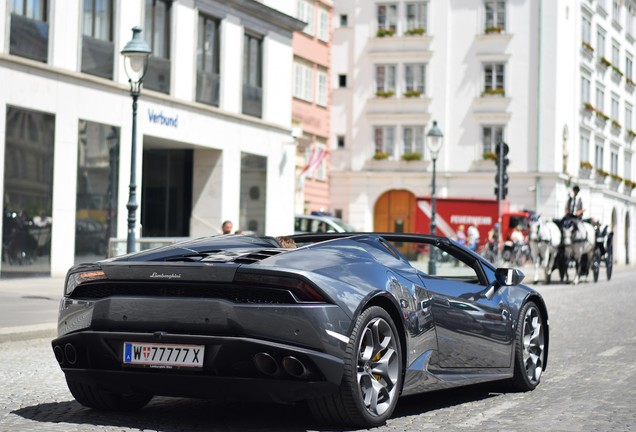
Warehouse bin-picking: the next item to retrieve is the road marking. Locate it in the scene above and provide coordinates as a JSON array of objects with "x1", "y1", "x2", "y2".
[{"x1": 598, "y1": 346, "x2": 623, "y2": 357}]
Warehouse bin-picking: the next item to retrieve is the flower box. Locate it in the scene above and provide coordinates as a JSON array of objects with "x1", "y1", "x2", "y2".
[
  {"x1": 401, "y1": 152, "x2": 422, "y2": 161},
  {"x1": 482, "y1": 151, "x2": 498, "y2": 161},
  {"x1": 482, "y1": 88, "x2": 505, "y2": 97},
  {"x1": 611, "y1": 120, "x2": 622, "y2": 129},
  {"x1": 375, "y1": 90, "x2": 395, "y2": 98},
  {"x1": 403, "y1": 89, "x2": 423, "y2": 98},
  {"x1": 376, "y1": 28, "x2": 396, "y2": 37},
  {"x1": 484, "y1": 26, "x2": 503, "y2": 34},
  {"x1": 581, "y1": 41, "x2": 594, "y2": 53},
  {"x1": 373, "y1": 151, "x2": 390, "y2": 160},
  {"x1": 404, "y1": 27, "x2": 425, "y2": 36},
  {"x1": 599, "y1": 57, "x2": 612, "y2": 67}
]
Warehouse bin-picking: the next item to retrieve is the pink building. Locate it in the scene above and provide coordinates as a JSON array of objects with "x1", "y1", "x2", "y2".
[{"x1": 292, "y1": 0, "x2": 332, "y2": 215}]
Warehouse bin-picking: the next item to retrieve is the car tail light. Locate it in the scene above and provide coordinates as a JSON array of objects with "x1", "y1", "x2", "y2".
[
  {"x1": 233, "y1": 272, "x2": 327, "y2": 303},
  {"x1": 65, "y1": 268, "x2": 108, "y2": 296}
]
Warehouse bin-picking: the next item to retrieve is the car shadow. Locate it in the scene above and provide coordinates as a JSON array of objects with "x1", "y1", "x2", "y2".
[{"x1": 12, "y1": 384, "x2": 500, "y2": 431}]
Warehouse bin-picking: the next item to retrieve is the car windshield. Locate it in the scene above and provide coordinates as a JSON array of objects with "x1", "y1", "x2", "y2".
[{"x1": 329, "y1": 217, "x2": 356, "y2": 231}]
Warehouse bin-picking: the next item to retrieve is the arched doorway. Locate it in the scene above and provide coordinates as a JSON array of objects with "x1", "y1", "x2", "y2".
[
  {"x1": 374, "y1": 190, "x2": 416, "y2": 233},
  {"x1": 625, "y1": 211, "x2": 630, "y2": 265}
]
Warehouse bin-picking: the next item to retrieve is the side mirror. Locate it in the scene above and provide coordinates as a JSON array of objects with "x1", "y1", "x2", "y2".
[
  {"x1": 484, "y1": 268, "x2": 525, "y2": 300},
  {"x1": 495, "y1": 268, "x2": 525, "y2": 286}
]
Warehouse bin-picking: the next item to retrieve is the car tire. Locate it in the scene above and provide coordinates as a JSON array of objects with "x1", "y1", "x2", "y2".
[
  {"x1": 308, "y1": 306, "x2": 402, "y2": 428},
  {"x1": 507, "y1": 301, "x2": 546, "y2": 391},
  {"x1": 66, "y1": 378, "x2": 152, "y2": 411}
]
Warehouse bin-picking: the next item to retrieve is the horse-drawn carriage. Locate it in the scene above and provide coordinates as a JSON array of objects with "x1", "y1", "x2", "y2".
[{"x1": 529, "y1": 216, "x2": 613, "y2": 284}]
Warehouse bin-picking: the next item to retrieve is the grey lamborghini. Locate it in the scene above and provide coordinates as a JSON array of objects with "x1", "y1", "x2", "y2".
[{"x1": 51, "y1": 232, "x2": 548, "y2": 428}]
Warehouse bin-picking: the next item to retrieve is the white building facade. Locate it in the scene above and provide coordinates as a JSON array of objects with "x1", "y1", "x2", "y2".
[
  {"x1": 0, "y1": 0, "x2": 303, "y2": 277},
  {"x1": 330, "y1": 0, "x2": 636, "y2": 264}
]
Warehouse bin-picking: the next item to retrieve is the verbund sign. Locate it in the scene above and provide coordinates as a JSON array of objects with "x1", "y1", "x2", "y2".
[{"x1": 147, "y1": 109, "x2": 178, "y2": 128}]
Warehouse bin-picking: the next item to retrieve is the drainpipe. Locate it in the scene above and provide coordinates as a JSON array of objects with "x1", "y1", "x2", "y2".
[{"x1": 535, "y1": 0, "x2": 543, "y2": 213}]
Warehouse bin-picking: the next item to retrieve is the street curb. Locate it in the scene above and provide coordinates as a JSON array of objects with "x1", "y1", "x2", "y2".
[{"x1": 0, "y1": 323, "x2": 56, "y2": 343}]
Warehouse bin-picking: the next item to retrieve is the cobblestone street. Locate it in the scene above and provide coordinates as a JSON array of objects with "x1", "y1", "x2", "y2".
[{"x1": 1, "y1": 268, "x2": 635, "y2": 431}]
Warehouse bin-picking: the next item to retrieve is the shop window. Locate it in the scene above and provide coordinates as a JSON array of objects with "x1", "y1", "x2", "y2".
[
  {"x1": 81, "y1": 0, "x2": 114, "y2": 79},
  {"x1": 2, "y1": 106, "x2": 55, "y2": 276},
  {"x1": 10, "y1": 0, "x2": 49, "y2": 62},
  {"x1": 196, "y1": 14, "x2": 221, "y2": 107},
  {"x1": 76, "y1": 120, "x2": 120, "y2": 261}
]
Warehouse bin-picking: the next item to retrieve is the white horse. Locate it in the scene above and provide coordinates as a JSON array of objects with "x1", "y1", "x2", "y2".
[
  {"x1": 528, "y1": 218, "x2": 561, "y2": 283},
  {"x1": 560, "y1": 219, "x2": 595, "y2": 285}
]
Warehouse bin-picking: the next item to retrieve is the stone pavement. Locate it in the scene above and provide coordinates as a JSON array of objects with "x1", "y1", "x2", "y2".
[{"x1": 0, "y1": 276, "x2": 64, "y2": 343}]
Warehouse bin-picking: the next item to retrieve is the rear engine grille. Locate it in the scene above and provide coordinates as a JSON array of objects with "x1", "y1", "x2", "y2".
[{"x1": 70, "y1": 281, "x2": 296, "y2": 304}]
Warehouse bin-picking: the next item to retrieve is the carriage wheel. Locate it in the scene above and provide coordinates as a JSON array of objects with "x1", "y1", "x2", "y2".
[
  {"x1": 606, "y1": 250, "x2": 613, "y2": 281},
  {"x1": 592, "y1": 249, "x2": 601, "y2": 283}
]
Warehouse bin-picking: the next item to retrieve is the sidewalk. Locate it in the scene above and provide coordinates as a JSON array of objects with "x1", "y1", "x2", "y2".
[{"x1": 0, "y1": 276, "x2": 64, "y2": 343}]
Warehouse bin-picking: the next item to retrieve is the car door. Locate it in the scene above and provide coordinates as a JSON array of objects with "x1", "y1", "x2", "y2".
[
  {"x1": 389, "y1": 238, "x2": 513, "y2": 369},
  {"x1": 424, "y1": 242, "x2": 513, "y2": 368}
]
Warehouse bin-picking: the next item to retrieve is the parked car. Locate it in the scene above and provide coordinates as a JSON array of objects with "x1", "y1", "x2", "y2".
[
  {"x1": 51, "y1": 232, "x2": 549, "y2": 428},
  {"x1": 294, "y1": 213, "x2": 356, "y2": 233}
]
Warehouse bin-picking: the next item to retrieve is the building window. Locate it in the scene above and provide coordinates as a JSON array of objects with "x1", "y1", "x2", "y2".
[
  {"x1": 597, "y1": 28, "x2": 606, "y2": 59},
  {"x1": 403, "y1": 126, "x2": 425, "y2": 156},
  {"x1": 627, "y1": 8, "x2": 635, "y2": 36},
  {"x1": 596, "y1": 85, "x2": 605, "y2": 113},
  {"x1": 196, "y1": 14, "x2": 221, "y2": 107},
  {"x1": 404, "y1": 64, "x2": 426, "y2": 96},
  {"x1": 613, "y1": 0, "x2": 621, "y2": 25},
  {"x1": 595, "y1": 140, "x2": 605, "y2": 170},
  {"x1": 10, "y1": 0, "x2": 49, "y2": 62},
  {"x1": 144, "y1": 0, "x2": 171, "y2": 94},
  {"x1": 375, "y1": 64, "x2": 396, "y2": 96},
  {"x1": 316, "y1": 68, "x2": 328, "y2": 106},
  {"x1": 626, "y1": 53, "x2": 633, "y2": 81},
  {"x1": 482, "y1": 125, "x2": 504, "y2": 154},
  {"x1": 483, "y1": 63, "x2": 505, "y2": 95},
  {"x1": 294, "y1": 60, "x2": 313, "y2": 102},
  {"x1": 374, "y1": 126, "x2": 396, "y2": 158},
  {"x1": 582, "y1": 15, "x2": 592, "y2": 45},
  {"x1": 626, "y1": 104, "x2": 633, "y2": 131},
  {"x1": 610, "y1": 147, "x2": 619, "y2": 175},
  {"x1": 336, "y1": 135, "x2": 345, "y2": 149},
  {"x1": 625, "y1": 153, "x2": 632, "y2": 180},
  {"x1": 485, "y1": 0, "x2": 506, "y2": 33},
  {"x1": 405, "y1": 2, "x2": 427, "y2": 34},
  {"x1": 580, "y1": 132, "x2": 590, "y2": 163},
  {"x1": 318, "y1": 6, "x2": 329, "y2": 42},
  {"x1": 297, "y1": 0, "x2": 315, "y2": 36},
  {"x1": 581, "y1": 75, "x2": 591, "y2": 104},
  {"x1": 339, "y1": 14, "x2": 348, "y2": 27},
  {"x1": 338, "y1": 74, "x2": 347, "y2": 87},
  {"x1": 377, "y1": 4, "x2": 398, "y2": 33},
  {"x1": 81, "y1": 0, "x2": 114, "y2": 79},
  {"x1": 611, "y1": 94, "x2": 620, "y2": 121},
  {"x1": 243, "y1": 32, "x2": 263, "y2": 118},
  {"x1": 612, "y1": 41, "x2": 620, "y2": 68}
]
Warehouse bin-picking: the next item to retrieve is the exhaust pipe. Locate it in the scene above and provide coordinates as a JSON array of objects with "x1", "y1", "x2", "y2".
[
  {"x1": 253, "y1": 352, "x2": 280, "y2": 376},
  {"x1": 53, "y1": 345, "x2": 64, "y2": 364},
  {"x1": 282, "y1": 356, "x2": 310, "y2": 379},
  {"x1": 64, "y1": 343, "x2": 78, "y2": 365}
]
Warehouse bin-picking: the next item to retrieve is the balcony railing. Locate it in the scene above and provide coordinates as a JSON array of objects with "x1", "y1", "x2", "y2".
[
  {"x1": 196, "y1": 72, "x2": 220, "y2": 107},
  {"x1": 242, "y1": 84, "x2": 262, "y2": 118},
  {"x1": 81, "y1": 35, "x2": 114, "y2": 79},
  {"x1": 10, "y1": 13, "x2": 48, "y2": 62},
  {"x1": 144, "y1": 57, "x2": 171, "y2": 94}
]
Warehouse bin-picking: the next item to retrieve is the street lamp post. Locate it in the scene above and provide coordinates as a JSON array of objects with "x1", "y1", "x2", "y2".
[
  {"x1": 426, "y1": 120, "x2": 444, "y2": 275},
  {"x1": 121, "y1": 26, "x2": 151, "y2": 253}
]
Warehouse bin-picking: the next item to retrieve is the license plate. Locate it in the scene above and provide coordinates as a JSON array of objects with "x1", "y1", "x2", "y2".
[{"x1": 123, "y1": 342, "x2": 204, "y2": 369}]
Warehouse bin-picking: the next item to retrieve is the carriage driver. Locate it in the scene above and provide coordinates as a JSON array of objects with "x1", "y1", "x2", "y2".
[{"x1": 565, "y1": 185, "x2": 585, "y2": 219}]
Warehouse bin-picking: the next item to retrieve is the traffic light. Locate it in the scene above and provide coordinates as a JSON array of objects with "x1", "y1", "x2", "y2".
[{"x1": 494, "y1": 142, "x2": 509, "y2": 200}]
